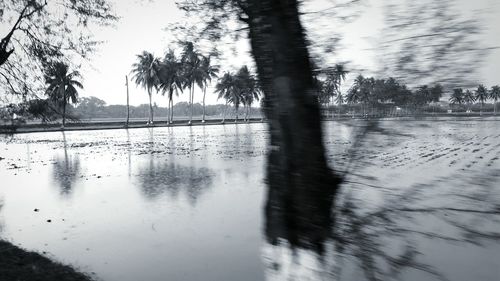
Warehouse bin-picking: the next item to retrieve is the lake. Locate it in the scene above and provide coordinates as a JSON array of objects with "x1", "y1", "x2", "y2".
[{"x1": 1, "y1": 118, "x2": 500, "y2": 281}]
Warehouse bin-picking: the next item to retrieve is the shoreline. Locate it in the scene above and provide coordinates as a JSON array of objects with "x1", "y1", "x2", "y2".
[
  {"x1": 1, "y1": 114, "x2": 499, "y2": 134},
  {"x1": 0, "y1": 118, "x2": 265, "y2": 134}
]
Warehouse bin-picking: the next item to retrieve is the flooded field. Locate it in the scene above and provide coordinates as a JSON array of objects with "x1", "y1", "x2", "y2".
[{"x1": 1, "y1": 118, "x2": 500, "y2": 281}]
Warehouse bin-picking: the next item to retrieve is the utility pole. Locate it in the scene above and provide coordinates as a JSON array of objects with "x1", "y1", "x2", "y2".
[{"x1": 125, "y1": 75, "x2": 130, "y2": 127}]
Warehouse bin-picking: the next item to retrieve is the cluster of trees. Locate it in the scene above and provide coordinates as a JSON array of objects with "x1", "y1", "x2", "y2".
[
  {"x1": 131, "y1": 42, "x2": 261, "y2": 125},
  {"x1": 72, "y1": 97, "x2": 261, "y2": 120},
  {"x1": 315, "y1": 66, "x2": 500, "y2": 116},
  {"x1": 0, "y1": 61, "x2": 84, "y2": 126},
  {"x1": 449, "y1": 85, "x2": 500, "y2": 114},
  {"x1": 0, "y1": 0, "x2": 116, "y2": 99},
  {"x1": 2, "y1": 41, "x2": 263, "y2": 125},
  {"x1": 214, "y1": 66, "x2": 260, "y2": 122},
  {"x1": 316, "y1": 70, "x2": 444, "y2": 115}
]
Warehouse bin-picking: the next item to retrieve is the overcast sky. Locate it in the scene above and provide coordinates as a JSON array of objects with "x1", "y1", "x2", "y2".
[{"x1": 79, "y1": 0, "x2": 500, "y2": 107}]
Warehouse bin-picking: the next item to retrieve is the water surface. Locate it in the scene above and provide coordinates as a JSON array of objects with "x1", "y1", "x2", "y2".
[{"x1": 1, "y1": 118, "x2": 499, "y2": 281}]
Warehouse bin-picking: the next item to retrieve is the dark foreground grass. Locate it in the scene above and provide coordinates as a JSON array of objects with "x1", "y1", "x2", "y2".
[{"x1": 0, "y1": 240, "x2": 94, "y2": 281}]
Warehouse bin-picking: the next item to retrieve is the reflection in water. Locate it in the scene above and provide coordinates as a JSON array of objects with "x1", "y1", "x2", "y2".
[
  {"x1": 136, "y1": 157, "x2": 214, "y2": 205},
  {"x1": 51, "y1": 132, "x2": 81, "y2": 196},
  {"x1": 262, "y1": 123, "x2": 500, "y2": 281},
  {"x1": 25, "y1": 143, "x2": 31, "y2": 170},
  {"x1": 0, "y1": 199, "x2": 4, "y2": 233},
  {"x1": 126, "y1": 129, "x2": 132, "y2": 178},
  {"x1": 262, "y1": 174, "x2": 339, "y2": 280},
  {"x1": 264, "y1": 183, "x2": 500, "y2": 281}
]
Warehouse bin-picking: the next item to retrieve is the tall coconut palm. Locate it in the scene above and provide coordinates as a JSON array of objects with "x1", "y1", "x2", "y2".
[
  {"x1": 463, "y1": 89, "x2": 476, "y2": 112},
  {"x1": 475, "y1": 84, "x2": 488, "y2": 115},
  {"x1": 430, "y1": 84, "x2": 444, "y2": 103},
  {"x1": 335, "y1": 92, "x2": 344, "y2": 117},
  {"x1": 346, "y1": 80, "x2": 361, "y2": 105},
  {"x1": 490, "y1": 85, "x2": 500, "y2": 115},
  {"x1": 449, "y1": 88, "x2": 464, "y2": 110},
  {"x1": 415, "y1": 85, "x2": 431, "y2": 111},
  {"x1": 181, "y1": 41, "x2": 203, "y2": 125},
  {"x1": 200, "y1": 55, "x2": 219, "y2": 123},
  {"x1": 350, "y1": 75, "x2": 372, "y2": 115},
  {"x1": 316, "y1": 78, "x2": 330, "y2": 107},
  {"x1": 44, "y1": 62, "x2": 83, "y2": 128},
  {"x1": 324, "y1": 64, "x2": 348, "y2": 107},
  {"x1": 131, "y1": 51, "x2": 161, "y2": 125},
  {"x1": 236, "y1": 66, "x2": 260, "y2": 122},
  {"x1": 335, "y1": 92, "x2": 345, "y2": 105},
  {"x1": 159, "y1": 49, "x2": 184, "y2": 124},
  {"x1": 215, "y1": 72, "x2": 236, "y2": 123}
]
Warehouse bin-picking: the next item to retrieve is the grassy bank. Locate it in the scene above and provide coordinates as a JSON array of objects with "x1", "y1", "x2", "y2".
[
  {"x1": 0, "y1": 240, "x2": 94, "y2": 281},
  {"x1": 0, "y1": 117, "x2": 265, "y2": 134}
]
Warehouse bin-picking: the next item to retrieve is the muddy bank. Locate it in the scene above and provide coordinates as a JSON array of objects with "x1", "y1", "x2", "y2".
[{"x1": 0, "y1": 240, "x2": 94, "y2": 281}]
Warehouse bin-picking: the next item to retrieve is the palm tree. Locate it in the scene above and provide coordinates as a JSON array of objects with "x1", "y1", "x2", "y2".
[
  {"x1": 335, "y1": 92, "x2": 344, "y2": 116},
  {"x1": 430, "y1": 84, "x2": 444, "y2": 103},
  {"x1": 475, "y1": 84, "x2": 488, "y2": 115},
  {"x1": 323, "y1": 64, "x2": 348, "y2": 117},
  {"x1": 346, "y1": 76, "x2": 361, "y2": 105},
  {"x1": 415, "y1": 85, "x2": 431, "y2": 112},
  {"x1": 449, "y1": 88, "x2": 464, "y2": 110},
  {"x1": 489, "y1": 85, "x2": 500, "y2": 115},
  {"x1": 331, "y1": 64, "x2": 348, "y2": 105},
  {"x1": 181, "y1": 41, "x2": 203, "y2": 125},
  {"x1": 200, "y1": 55, "x2": 219, "y2": 123},
  {"x1": 44, "y1": 61, "x2": 83, "y2": 128},
  {"x1": 214, "y1": 72, "x2": 236, "y2": 123},
  {"x1": 131, "y1": 51, "x2": 161, "y2": 125},
  {"x1": 463, "y1": 89, "x2": 476, "y2": 112},
  {"x1": 316, "y1": 78, "x2": 330, "y2": 107},
  {"x1": 349, "y1": 75, "x2": 372, "y2": 115},
  {"x1": 159, "y1": 49, "x2": 184, "y2": 124},
  {"x1": 237, "y1": 66, "x2": 260, "y2": 122}
]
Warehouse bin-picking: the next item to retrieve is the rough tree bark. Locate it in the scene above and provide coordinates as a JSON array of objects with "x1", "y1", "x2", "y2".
[{"x1": 245, "y1": 0, "x2": 342, "y2": 251}]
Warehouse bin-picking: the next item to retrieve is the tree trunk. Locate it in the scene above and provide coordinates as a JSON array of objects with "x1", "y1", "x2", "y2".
[
  {"x1": 126, "y1": 75, "x2": 130, "y2": 127},
  {"x1": 246, "y1": 0, "x2": 341, "y2": 251},
  {"x1": 202, "y1": 86, "x2": 206, "y2": 122},
  {"x1": 222, "y1": 101, "x2": 227, "y2": 123},
  {"x1": 62, "y1": 86, "x2": 67, "y2": 128},
  {"x1": 189, "y1": 83, "x2": 194, "y2": 124},
  {"x1": 171, "y1": 97, "x2": 174, "y2": 123},
  {"x1": 62, "y1": 97, "x2": 67, "y2": 128},
  {"x1": 168, "y1": 93, "x2": 172, "y2": 124},
  {"x1": 167, "y1": 89, "x2": 171, "y2": 124},
  {"x1": 148, "y1": 89, "x2": 153, "y2": 125}
]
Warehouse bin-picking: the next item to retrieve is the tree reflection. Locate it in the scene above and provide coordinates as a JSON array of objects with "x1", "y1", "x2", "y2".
[
  {"x1": 0, "y1": 199, "x2": 4, "y2": 234},
  {"x1": 263, "y1": 125, "x2": 500, "y2": 281},
  {"x1": 136, "y1": 156, "x2": 214, "y2": 205},
  {"x1": 51, "y1": 132, "x2": 81, "y2": 196}
]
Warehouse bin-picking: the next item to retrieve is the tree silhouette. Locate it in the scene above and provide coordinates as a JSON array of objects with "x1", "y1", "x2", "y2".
[
  {"x1": 131, "y1": 51, "x2": 161, "y2": 125},
  {"x1": 44, "y1": 62, "x2": 83, "y2": 128}
]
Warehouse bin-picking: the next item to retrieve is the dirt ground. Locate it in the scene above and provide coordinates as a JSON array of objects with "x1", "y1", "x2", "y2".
[{"x1": 0, "y1": 240, "x2": 95, "y2": 281}]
